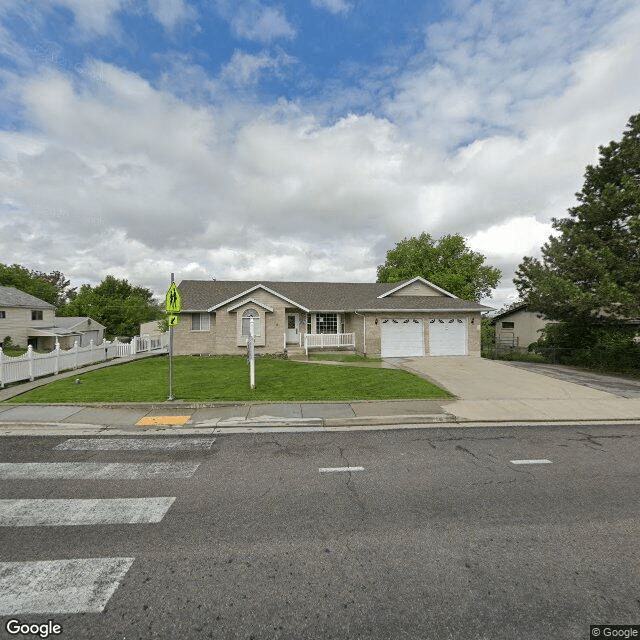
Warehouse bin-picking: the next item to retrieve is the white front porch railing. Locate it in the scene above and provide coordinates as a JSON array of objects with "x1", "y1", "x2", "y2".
[{"x1": 304, "y1": 332, "x2": 355, "y2": 355}]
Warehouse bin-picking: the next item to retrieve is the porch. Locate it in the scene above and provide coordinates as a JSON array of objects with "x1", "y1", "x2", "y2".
[{"x1": 303, "y1": 332, "x2": 355, "y2": 356}]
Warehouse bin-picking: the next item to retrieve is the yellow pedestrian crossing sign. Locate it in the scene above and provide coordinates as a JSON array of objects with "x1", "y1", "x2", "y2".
[
  {"x1": 165, "y1": 283, "x2": 181, "y2": 313},
  {"x1": 168, "y1": 314, "x2": 180, "y2": 326}
]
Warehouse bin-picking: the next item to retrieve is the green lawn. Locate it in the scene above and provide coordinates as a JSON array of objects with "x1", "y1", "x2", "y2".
[{"x1": 6, "y1": 355, "x2": 452, "y2": 403}]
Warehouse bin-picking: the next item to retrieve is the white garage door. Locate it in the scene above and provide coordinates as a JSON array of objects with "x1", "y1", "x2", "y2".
[
  {"x1": 429, "y1": 318, "x2": 467, "y2": 356},
  {"x1": 380, "y1": 319, "x2": 424, "y2": 357}
]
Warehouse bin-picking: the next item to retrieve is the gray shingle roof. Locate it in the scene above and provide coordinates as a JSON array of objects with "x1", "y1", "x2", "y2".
[
  {"x1": 52, "y1": 316, "x2": 106, "y2": 330},
  {"x1": 177, "y1": 280, "x2": 492, "y2": 313},
  {"x1": 0, "y1": 286, "x2": 55, "y2": 309}
]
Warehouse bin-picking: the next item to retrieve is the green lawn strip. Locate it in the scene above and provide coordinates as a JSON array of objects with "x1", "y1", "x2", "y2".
[{"x1": 6, "y1": 355, "x2": 452, "y2": 403}]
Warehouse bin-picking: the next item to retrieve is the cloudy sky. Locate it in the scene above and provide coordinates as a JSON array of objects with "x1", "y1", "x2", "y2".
[{"x1": 1, "y1": 0, "x2": 639, "y2": 309}]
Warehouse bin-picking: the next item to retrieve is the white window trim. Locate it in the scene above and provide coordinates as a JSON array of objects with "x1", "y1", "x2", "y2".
[
  {"x1": 241, "y1": 309, "x2": 262, "y2": 337},
  {"x1": 191, "y1": 312, "x2": 210, "y2": 331}
]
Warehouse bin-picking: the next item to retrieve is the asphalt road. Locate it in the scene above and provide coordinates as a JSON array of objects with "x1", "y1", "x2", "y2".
[{"x1": 1, "y1": 425, "x2": 639, "y2": 640}]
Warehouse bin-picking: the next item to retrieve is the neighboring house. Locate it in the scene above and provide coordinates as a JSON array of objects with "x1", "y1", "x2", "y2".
[
  {"x1": 0, "y1": 285, "x2": 56, "y2": 348},
  {"x1": 493, "y1": 303, "x2": 550, "y2": 348},
  {"x1": 45, "y1": 317, "x2": 106, "y2": 349},
  {"x1": 0, "y1": 285, "x2": 105, "y2": 350},
  {"x1": 172, "y1": 277, "x2": 492, "y2": 358}
]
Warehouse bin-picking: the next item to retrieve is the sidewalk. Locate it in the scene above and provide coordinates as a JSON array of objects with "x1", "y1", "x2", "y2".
[
  {"x1": 0, "y1": 356, "x2": 639, "y2": 434},
  {"x1": 0, "y1": 399, "x2": 454, "y2": 434}
]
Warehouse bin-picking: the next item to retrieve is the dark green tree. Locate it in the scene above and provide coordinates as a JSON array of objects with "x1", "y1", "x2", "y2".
[
  {"x1": 59, "y1": 275, "x2": 163, "y2": 338},
  {"x1": 514, "y1": 113, "x2": 640, "y2": 325},
  {"x1": 0, "y1": 263, "x2": 74, "y2": 306},
  {"x1": 377, "y1": 232, "x2": 501, "y2": 301}
]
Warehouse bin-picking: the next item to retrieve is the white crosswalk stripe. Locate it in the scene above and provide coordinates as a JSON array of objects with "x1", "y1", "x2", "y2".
[
  {"x1": 0, "y1": 437, "x2": 212, "y2": 615},
  {"x1": 0, "y1": 461, "x2": 200, "y2": 479},
  {"x1": 0, "y1": 497, "x2": 176, "y2": 526},
  {"x1": 54, "y1": 437, "x2": 216, "y2": 451},
  {"x1": 0, "y1": 558, "x2": 135, "y2": 615}
]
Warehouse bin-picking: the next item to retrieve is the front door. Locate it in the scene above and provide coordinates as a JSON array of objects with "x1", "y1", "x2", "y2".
[{"x1": 286, "y1": 314, "x2": 298, "y2": 344}]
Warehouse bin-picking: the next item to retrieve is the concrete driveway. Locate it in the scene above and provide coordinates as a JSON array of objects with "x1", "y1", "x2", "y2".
[{"x1": 390, "y1": 357, "x2": 640, "y2": 422}]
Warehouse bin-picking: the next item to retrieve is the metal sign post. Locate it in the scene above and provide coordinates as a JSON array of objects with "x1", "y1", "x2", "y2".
[
  {"x1": 248, "y1": 316, "x2": 255, "y2": 389},
  {"x1": 165, "y1": 275, "x2": 182, "y2": 401}
]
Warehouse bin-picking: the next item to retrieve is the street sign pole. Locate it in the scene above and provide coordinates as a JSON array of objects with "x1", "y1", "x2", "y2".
[
  {"x1": 249, "y1": 316, "x2": 255, "y2": 389},
  {"x1": 164, "y1": 276, "x2": 182, "y2": 401},
  {"x1": 168, "y1": 273, "x2": 174, "y2": 401}
]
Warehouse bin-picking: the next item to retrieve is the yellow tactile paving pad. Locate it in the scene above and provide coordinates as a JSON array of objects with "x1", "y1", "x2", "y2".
[{"x1": 136, "y1": 415, "x2": 191, "y2": 426}]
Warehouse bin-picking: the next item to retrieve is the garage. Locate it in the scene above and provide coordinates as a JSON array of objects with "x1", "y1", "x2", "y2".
[
  {"x1": 380, "y1": 318, "x2": 424, "y2": 357},
  {"x1": 429, "y1": 318, "x2": 467, "y2": 356}
]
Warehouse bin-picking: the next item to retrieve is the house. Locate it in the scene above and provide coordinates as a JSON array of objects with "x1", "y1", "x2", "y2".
[
  {"x1": 494, "y1": 302, "x2": 640, "y2": 348},
  {"x1": 0, "y1": 285, "x2": 56, "y2": 348},
  {"x1": 170, "y1": 277, "x2": 492, "y2": 358},
  {"x1": 493, "y1": 303, "x2": 550, "y2": 348},
  {"x1": 43, "y1": 317, "x2": 106, "y2": 349},
  {"x1": 0, "y1": 285, "x2": 105, "y2": 350}
]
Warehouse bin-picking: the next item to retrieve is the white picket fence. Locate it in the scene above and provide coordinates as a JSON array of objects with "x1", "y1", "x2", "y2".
[{"x1": 0, "y1": 334, "x2": 169, "y2": 388}]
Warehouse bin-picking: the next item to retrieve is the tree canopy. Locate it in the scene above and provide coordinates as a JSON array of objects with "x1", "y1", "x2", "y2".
[
  {"x1": 59, "y1": 275, "x2": 163, "y2": 338},
  {"x1": 514, "y1": 113, "x2": 640, "y2": 325},
  {"x1": 0, "y1": 263, "x2": 74, "y2": 307},
  {"x1": 377, "y1": 232, "x2": 501, "y2": 302}
]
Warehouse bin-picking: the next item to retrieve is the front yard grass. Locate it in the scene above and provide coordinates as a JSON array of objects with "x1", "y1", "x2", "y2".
[{"x1": 6, "y1": 355, "x2": 452, "y2": 403}]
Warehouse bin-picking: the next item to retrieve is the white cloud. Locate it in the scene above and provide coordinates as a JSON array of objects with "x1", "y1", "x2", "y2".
[
  {"x1": 51, "y1": 0, "x2": 125, "y2": 36},
  {"x1": 216, "y1": 0, "x2": 296, "y2": 43},
  {"x1": 220, "y1": 49, "x2": 296, "y2": 86},
  {"x1": 1, "y1": 0, "x2": 640, "y2": 303},
  {"x1": 147, "y1": 0, "x2": 198, "y2": 31},
  {"x1": 311, "y1": 0, "x2": 352, "y2": 16}
]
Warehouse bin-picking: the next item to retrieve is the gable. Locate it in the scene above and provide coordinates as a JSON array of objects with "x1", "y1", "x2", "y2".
[
  {"x1": 388, "y1": 281, "x2": 445, "y2": 297},
  {"x1": 378, "y1": 277, "x2": 456, "y2": 299},
  {"x1": 215, "y1": 287, "x2": 295, "y2": 313}
]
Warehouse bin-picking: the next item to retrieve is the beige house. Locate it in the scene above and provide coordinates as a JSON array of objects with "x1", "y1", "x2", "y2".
[
  {"x1": 0, "y1": 286, "x2": 56, "y2": 348},
  {"x1": 0, "y1": 286, "x2": 105, "y2": 350},
  {"x1": 493, "y1": 303, "x2": 550, "y2": 348},
  {"x1": 170, "y1": 277, "x2": 492, "y2": 358}
]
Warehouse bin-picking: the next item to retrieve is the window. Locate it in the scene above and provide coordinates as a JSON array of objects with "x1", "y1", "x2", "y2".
[
  {"x1": 191, "y1": 313, "x2": 210, "y2": 331},
  {"x1": 501, "y1": 321, "x2": 515, "y2": 329},
  {"x1": 241, "y1": 309, "x2": 261, "y2": 336},
  {"x1": 316, "y1": 313, "x2": 337, "y2": 334},
  {"x1": 31, "y1": 310, "x2": 43, "y2": 321},
  {"x1": 0, "y1": 311, "x2": 5, "y2": 319}
]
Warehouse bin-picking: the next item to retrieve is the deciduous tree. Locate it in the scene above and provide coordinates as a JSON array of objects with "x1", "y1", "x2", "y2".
[
  {"x1": 59, "y1": 275, "x2": 163, "y2": 338},
  {"x1": 0, "y1": 263, "x2": 74, "y2": 306},
  {"x1": 377, "y1": 232, "x2": 501, "y2": 302}
]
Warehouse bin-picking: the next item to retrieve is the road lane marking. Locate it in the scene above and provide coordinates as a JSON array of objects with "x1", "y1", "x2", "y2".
[
  {"x1": 136, "y1": 416, "x2": 191, "y2": 426},
  {"x1": 319, "y1": 466, "x2": 365, "y2": 473},
  {"x1": 0, "y1": 557, "x2": 135, "y2": 614},
  {"x1": 0, "y1": 462, "x2": 200, "y2": 480},
  {"x1": 54, "y1": 437, "x2": 215, "y2": 450},
  {"x1": 510, "y1": 459, "x2": 552, "y2": 465},
  {"x1": 0, "y1": 497, "x2": 176, "y2": 526}
]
